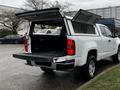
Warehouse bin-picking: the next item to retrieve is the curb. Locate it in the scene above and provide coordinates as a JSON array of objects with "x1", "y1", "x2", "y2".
[{"x1": 77, "y1": 64, "x2": 120, "y2": 90}]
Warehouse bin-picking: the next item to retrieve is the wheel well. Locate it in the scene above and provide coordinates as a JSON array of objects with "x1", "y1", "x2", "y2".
[
  {"x1": 88, "y1": 49, "x2": 97, "y2": 60},
  {"x1": 119, "y1": 45, "x2": 120, "y2": 48}
]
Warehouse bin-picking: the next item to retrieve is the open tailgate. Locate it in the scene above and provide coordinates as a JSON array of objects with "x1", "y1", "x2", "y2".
[
  {"x1": 13, "y1": 53, "x2": 53, "y2": 62},
  {"x1": 13, "y1": 51, "x2": 65, "y2": 62}
]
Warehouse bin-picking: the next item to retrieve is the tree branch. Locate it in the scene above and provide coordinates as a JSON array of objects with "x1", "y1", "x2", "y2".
[{"x1": 0, "y1": 21, "x2": 12, "y2": 30}]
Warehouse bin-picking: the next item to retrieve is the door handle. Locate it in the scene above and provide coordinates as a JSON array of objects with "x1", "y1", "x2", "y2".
[{"x1": 108, "y1": 40, "x2": 111, "y2": 42}]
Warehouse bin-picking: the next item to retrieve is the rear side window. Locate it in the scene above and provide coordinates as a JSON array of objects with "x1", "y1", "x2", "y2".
[
  {"x1": 100, "y1": 26, "x2": 106, "y2": 36},
  {"x1": 72, "y1": 22, "x2": 95, "y2": 34},
  {"x1": 105, "y1": 27, "x2": 112, "y2": 37},
  {"x1": 100, "y1": 25, "x2": 112, "y2": 37}
]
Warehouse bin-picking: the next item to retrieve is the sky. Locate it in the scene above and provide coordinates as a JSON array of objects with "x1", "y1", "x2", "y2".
[{"x1": 0, "y1": 0, "x2": 120, "y2": 10}]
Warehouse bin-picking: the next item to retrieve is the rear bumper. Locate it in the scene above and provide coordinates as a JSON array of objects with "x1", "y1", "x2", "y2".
[
  {"x1": 13, "y1": 53, "x2": 74, "y2": 70},
  {"x1": 56, "y1": 62, "x2": 74, "y2": 70}
]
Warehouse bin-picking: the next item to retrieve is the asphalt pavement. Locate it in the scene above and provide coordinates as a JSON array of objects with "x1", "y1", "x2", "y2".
[{"x1": 0, "y1": 45, "x2": 116, "y2": 90}]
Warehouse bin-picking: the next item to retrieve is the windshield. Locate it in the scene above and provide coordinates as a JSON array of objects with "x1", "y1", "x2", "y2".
[{"x1": 31, "y1": 23, "x2": 66, "y2": 36}]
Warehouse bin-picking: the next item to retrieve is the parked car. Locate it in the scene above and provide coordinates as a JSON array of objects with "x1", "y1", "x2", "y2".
[
  {"x1": 13, "y1": 8, "x2": 120, "y2": 80},
  {"x1": 0, "y1": 35, "x2": 24, "y2": 44}
]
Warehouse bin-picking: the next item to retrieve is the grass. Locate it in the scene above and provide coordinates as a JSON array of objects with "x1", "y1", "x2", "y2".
[{"x1": 81, "y1": 65, "x2": 120, "y2": 90}]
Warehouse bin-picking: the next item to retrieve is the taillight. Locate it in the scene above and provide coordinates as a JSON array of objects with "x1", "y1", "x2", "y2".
[
  {"x1": 67, "y1": 39, "x2": 75, "y2": 55},
  {"x1": 24, "y1": 37, "x2": 28, "y2": 52}
]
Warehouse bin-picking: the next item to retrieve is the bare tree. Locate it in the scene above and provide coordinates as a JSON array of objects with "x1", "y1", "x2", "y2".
[
  {"x1": 0, "y1": 10, "x2": 24, "y2": 34},
  {"x1": 49, "y1": 1, "x2": 72, "y2": 11},
  {"x1": 24, "y1": 0, "x2": 72, "y2": 11},
  {"x1": 25, "y1": 0, "x2": 48, "y2": 10}
]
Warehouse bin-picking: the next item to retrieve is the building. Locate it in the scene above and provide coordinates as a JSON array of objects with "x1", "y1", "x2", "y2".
[
  {"x1": 66, "y1": 6, "x2": 120, "y2": 19},
  {"x1": 87, "y1": 6, "x2": 120, "y2": 34},
  {"x1": 0, "y1": 5, "x2": 23, "y2": 14},
  {"x1": 87, "y1": 6, "x2": 120, "y2": 19}
]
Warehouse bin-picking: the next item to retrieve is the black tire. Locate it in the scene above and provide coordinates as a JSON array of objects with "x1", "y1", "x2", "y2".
[
  {"x1": 112, "y1": 47, "x2": 120, "y2": 64},
  {"x1": 40, "y1": 67, "x2": 53, "y2": 73},
  {"x1": 81, "y1": 55, "x2": 96, "y2": 80}
]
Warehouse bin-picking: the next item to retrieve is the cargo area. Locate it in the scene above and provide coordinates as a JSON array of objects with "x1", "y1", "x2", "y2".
[
  {"x1": 30, "y1": 35, "x2": 67, "y2": 56},
  {"x1": 28, "y1": 15, "x2": 68, "y2": 57}
]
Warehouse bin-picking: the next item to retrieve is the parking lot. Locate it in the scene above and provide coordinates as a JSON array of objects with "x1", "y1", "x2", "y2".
[{"x1": 0, "y1": 45, "x2": 116, "y2": 90}]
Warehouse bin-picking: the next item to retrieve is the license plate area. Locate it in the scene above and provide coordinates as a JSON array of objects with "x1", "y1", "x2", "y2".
[{"x1": 35, "y1": 61, "x2": 52, "y2": 67}]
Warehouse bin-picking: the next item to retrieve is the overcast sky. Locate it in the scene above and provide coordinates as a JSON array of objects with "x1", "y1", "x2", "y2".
[{"x1": 0, "y1": 0, "x2": 120, "y2": 10}]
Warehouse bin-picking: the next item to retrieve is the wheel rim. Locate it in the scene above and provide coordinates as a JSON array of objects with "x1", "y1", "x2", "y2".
[{"x1": 89, "y1": 60, "x2": 95, "y2": 77}]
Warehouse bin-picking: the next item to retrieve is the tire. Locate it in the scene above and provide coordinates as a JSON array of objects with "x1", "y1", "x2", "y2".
[
  {"x1": 112, "y1": 47, "x2": 120, "y2": 64},
  {"x1": 81, "y1": 55, "x2": 96, "y2": 80},
  {"x1": 40, "y1": 67, "x2": 53, "y2": 73}
]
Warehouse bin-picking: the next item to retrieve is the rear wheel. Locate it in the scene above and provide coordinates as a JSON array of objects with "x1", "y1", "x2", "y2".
[
  {"x1": 112, "y1": 47, "x2": 120, "y2": 64},
  {"x1": 81, "y1": 55, "x2": 96, "y2": 80},
  {"x1": 40, "y1": 67, "x2": 53, "y2": 73}
]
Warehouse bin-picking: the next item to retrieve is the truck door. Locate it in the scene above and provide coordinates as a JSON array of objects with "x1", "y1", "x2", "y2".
[
  {"x1": 104, "y1": 26, "x2": 116, "y2": 52},
  {"x1": 100, "y1": 25, "x2": 116, "y2": 53}
]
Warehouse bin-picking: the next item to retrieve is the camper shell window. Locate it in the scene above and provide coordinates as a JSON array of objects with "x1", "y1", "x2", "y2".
[
  {"x1": 72, "y1": 22, "x2": 95, "y2": 34},
  {"x1": 30, "y1": 22, "x2": 67, "y2": 36}
]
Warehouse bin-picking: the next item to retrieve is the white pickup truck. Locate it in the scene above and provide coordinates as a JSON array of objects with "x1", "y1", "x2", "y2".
[{"x1": 13, "y1": 8, "x2": 120, "y2": 80}]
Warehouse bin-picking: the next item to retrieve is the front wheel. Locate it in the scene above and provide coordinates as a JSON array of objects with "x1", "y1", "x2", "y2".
[
  {"x1": 112, "y1": 47, "x2": 120, "y2": 64},
  {"x1": 81, "y1": 55, "x2": 96, "y2": 80},
  {"x1": 40, "y1": 67, "x2": 53, "y2": 73}
]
